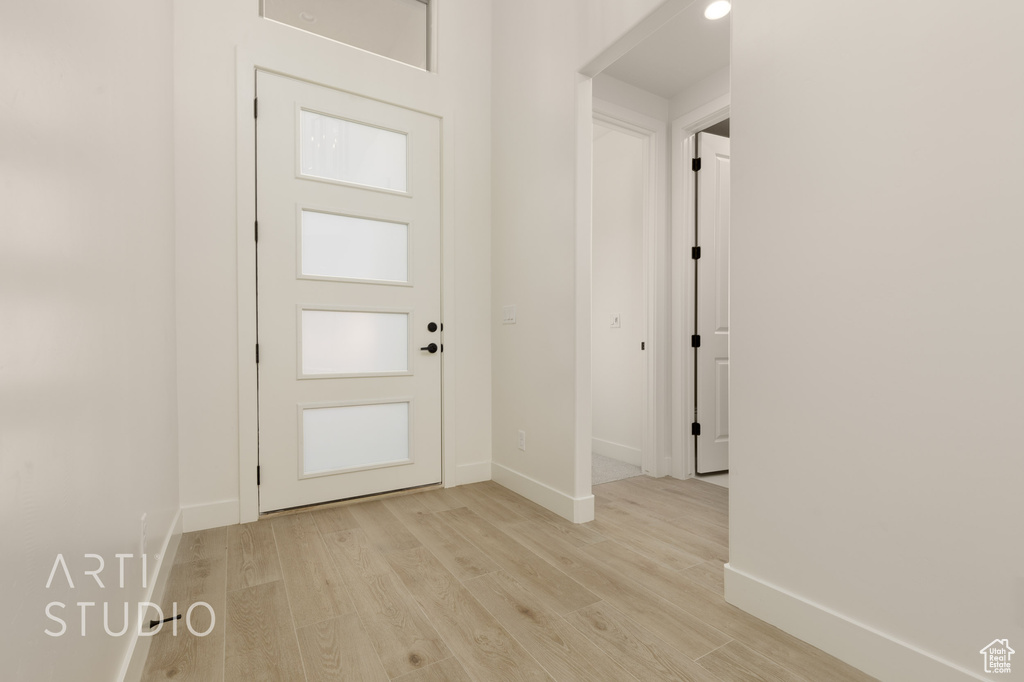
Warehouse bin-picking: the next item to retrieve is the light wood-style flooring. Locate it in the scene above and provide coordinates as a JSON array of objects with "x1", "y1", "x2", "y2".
[{"x1": 142, "y1": 476, "x2": 877, "y2": 681}]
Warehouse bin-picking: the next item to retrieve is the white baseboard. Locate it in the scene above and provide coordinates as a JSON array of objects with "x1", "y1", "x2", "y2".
[
  {"x1": 491, "y1": 462, "x2": 595, "y2": 523},
  {"x1": 724, "y1": 564, "x2": 984, "y2": 682},
  {"x1": 592, "y1": 438, "x2": 641, "y2": 466},
  {"x1": 118, "y1": 509, "x2": 183, "y2": 682},
  {"x1": 182, "y1": 499, "x2": 239, "y2": 532},
  {"x1": 454, "y1": 461, "x2": 491, "y2": 485}
]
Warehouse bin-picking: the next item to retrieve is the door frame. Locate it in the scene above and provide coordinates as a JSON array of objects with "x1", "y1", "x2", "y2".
[
  {"x1": 235, "y1": 46, "x2": 456, "y2": 524},
  {"x1": 670, "y1": 95, "x2": 730, "y2": 479},
  {"x1": 591, "y1": 102, "x2": 667, "y2": 479},
  {"x1": 574, "y1": 0, "x2": 711, "y2": 517}
]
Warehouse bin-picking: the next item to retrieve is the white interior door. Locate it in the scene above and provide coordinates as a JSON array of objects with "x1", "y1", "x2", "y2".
[
  {"x1": 695, "y1": 131, "x2": 730, "y2": 473},
  {"x1": 256, "y1": 71, "x2": 442, "y2": 512}
]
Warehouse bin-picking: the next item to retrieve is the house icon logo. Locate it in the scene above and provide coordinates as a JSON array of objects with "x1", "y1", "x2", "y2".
[{"x1": 980, "y1": 639, "x2": 1014, "y2": 674}]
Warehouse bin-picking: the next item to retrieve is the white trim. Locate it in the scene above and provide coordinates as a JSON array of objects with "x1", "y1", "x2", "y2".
[
  {"x1": 454, "y1": 460, "x2": 491, "y2": 485},
  {"x1": 592, "y1": 438, "x2": 642, "y2": 466},
  {"x1": 573, "y1": 75, "x2": 594, "y2": 503},
  {"x1": 182, "y1": 500, "x2": 241, "y2": 533},
  {"x1": 117, "y1": 509, "x2": 183, "y2": 682},
  {"x1": 670, "y1": 96, "x2": 729, "y2": 480},
  {"x1": 579, "y1": 0, "x2": 700, "y2": 76},
  {"x1": 724, "y1": 564, "x2": 986, "y2": 682},
  {"x1": 592, "y1": 98, "x2": 668, "y2": 479},
  {"x1": 492, "y1": 462, "x2": 595, "y2": 523}
]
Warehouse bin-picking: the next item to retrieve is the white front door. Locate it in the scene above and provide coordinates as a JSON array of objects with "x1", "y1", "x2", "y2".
[
  {"x1": 695, "y1": 131, "x2": 730, "y2": 474},
  {"x1": 256, "y1": 71, "x2": 442, "y2": 512}
]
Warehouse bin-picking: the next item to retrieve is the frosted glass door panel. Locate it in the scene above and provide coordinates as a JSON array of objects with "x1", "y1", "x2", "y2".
[
  {"x1": 302, "y1": 402, "x2": 410, "y2": 476},
  {"x1": 301, "y1": 210, "x2": 408, "y2": 283},
  {"x1": 301, "y1": 310, "x2": 408, "y2": 375},
  {"x1": 300, "y1": 110, "x2": 407, "y2": 192}
]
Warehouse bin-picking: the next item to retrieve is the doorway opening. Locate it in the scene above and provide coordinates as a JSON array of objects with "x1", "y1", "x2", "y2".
[
  {"x1": 590, "y1": 116, "x2": 657, "y2": 486},
  {"x1": 577, "y1": 0, "x2": 732, "y2": 499}
]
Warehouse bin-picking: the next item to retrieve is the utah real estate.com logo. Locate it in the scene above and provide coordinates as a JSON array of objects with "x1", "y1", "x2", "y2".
[{"x1": 980, "y1": 639, "x2": 1014, "y2": 675}]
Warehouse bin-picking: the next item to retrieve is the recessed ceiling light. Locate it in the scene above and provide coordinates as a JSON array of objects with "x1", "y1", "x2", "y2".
[{"x1": 704, "y1": 1, "x2": 731, "y2": 20}]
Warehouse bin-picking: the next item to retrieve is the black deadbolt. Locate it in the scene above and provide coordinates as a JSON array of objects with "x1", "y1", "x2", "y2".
[{"x1": 427, "y1": 322, "x2": 438, "y2": 333}]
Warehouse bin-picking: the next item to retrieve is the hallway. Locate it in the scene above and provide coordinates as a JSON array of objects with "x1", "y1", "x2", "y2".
[{"x1": 142, "y1": 478, "x2": 875, "y2": 681}]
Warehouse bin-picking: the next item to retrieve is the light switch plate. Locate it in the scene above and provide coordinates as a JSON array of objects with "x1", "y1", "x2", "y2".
[{"x1": 610, "y1": 313, "x2": 621, "y2": 328}]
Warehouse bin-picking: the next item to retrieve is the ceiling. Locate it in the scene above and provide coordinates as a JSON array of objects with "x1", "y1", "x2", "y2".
[{"x1": 601, "y1": 1, "x2": 730, "y2": 99}]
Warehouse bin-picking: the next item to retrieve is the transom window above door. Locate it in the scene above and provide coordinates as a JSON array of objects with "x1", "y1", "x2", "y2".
[{"x1": 261, "y1": 0, "x2": 431, "y2": 71}]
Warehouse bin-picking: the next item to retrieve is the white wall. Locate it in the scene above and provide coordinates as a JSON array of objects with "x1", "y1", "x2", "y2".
[
  {"x1": 669, "y1": 65, "x2": 729, "y2": 121},
  {"x1": 175, "y1": 0, "x2": 493, "y2": 528},
  {"x1": 594, "y1": 73, "x2": 670, "y2": 122},
  {"x1": 592, "y1": 126, "x2": 646, "y2": 464},
  {"x1": 490, "y1": 0, "x2": 581, "y2": 508},
  {"x1": 491, "y1": 0, "x2": 675, "y2": 512},
  {"x1": 491, "y1": 0, "x2": 675, "y2": 516},
  {"x1": 728, "y1": 2, "x2": 1024, "y2": 680},
  {"x1": 0, "y1": 1, "x2": 180, "y2": 679}
]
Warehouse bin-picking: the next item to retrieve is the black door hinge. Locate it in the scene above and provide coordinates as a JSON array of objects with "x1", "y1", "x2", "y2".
[
  {"x1": 641, "y1": 341, "x2": 645, "y2": 350},
  {"x1": 692, "y1": 246, "x2": 701, "y2": 259},
  {"x1": 691, "y1": 334, "x2": 701, "y2": 348},
  {"x1": 254, "y1": 220, "x2": 259, "y2": 242},
  {"x1": 692, "y1": 422, "x2": 701, "y2": 436},
  {"x1": 692, "y1": 157, "x2": 702, "y2": 172},
  {"x1": 255, "y1": 344, "x2": 260, "y2": 363},
  {"x1": 440, "y1": 344, "x2": 444, "y2": 353},
  {"x1": 256, "y1": 465, "x2": 261, "y2": 485},
  {"x1": 254, "y1": 97, "x2": 258, "y2": 119}
]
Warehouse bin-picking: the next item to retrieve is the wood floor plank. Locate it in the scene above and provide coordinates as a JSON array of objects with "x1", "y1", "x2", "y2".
[
  {"x1": 595, "y1": 499, "x2": 728, "y2": 562},
  {"x1": 383, "y1": 492, "x2": 433, "y2": 516},
  {"x1": 477, "y1": 481, "x2": 574, "y2": 527},
  {"x1": 175, "y1": 527, "x2": 227, "y2": 565},
  {"x1": 226, "y1": 521, "x2": 282, "y2": 591},
  {"x1": 271, "y1": 513, "x2": 354, "y2": 627},
  {"x1": 386, "y1": 546, "x2": 552, "y2": 682},
  {"x1": 510, "y1": 524, "x2": 730, "y2": 660},
  {"x1": 296, "y1": 612, "x2": 390, "y2": 682},
  {"x1": 412, "y1": 489, "x2": 466, "y2": 513},
  {"x1": 142, "y1": 557, "x2": 227, "y2": 682},
  {"x1": 445, "y1": 483, "x2": 531, "y2": 528},
  {"x1": 385, "y1": 498, "x2": 500, "y2": 581},
  {"x1": 697, "y1": 641, "x2": 804, "y2": 682},
  {"x1": 583, "y1": 517, "x2": 705, "y2": 572},
  {"x1": 322, "y1": 528, "x2": 451, "y2": 678},
  {"x1": 658, "y1": 477, "x2": 729, "y2": 511},
  {"x1": 599, "y1": 481, "x2": 729, "y2": 545},
  {"x1": 224, "y1": 581, "x2": 304, "y2": 682},
  {"x1": 348, "y1": 500, "x2": 422, "y2": 552},
  {"x1": 585, "y1": 546, "x2": 874, "y2": 682},
  {"x1": 309, "y1": 504, "x2": 361, "y2": 535},
  {"x1": 438, "y1": 506, "x2": 600, "y2": 615},
  {"x1": 391, "y1": 657, "x2": 473, "y2": 682},
  {"x1": 683, "y1": 561, "x2": 726, "y2": 597},
  {"x1": 617, "y1": 475, "x2": 728, "y2": 517},
  {"x1": 564, "y1": 602, "x2": 721, "y2": 682},
  {"x1": 464, "y1": 571, "x2": 633, "y2": 682},
  {"x1": 144, "y1": 483, "x2": 877, "y2": 682}
]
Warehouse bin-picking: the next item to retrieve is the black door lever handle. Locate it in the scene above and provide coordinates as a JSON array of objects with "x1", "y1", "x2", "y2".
[{"x1": 420, "y1": 343, "x2": 438, "y2": 354}]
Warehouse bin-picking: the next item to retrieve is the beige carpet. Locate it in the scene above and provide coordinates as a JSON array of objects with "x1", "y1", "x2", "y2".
[{"x1": 592, "y1": 453, "x2": 643, "y2": 485}]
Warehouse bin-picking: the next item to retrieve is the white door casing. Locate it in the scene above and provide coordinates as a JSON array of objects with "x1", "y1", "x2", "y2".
[
  {"x1": 696, "y1": 131, "x2": 730, "y2": 473},
  {"x1": 256, "y1": 71, "x2": 442, "y2": 512}
]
